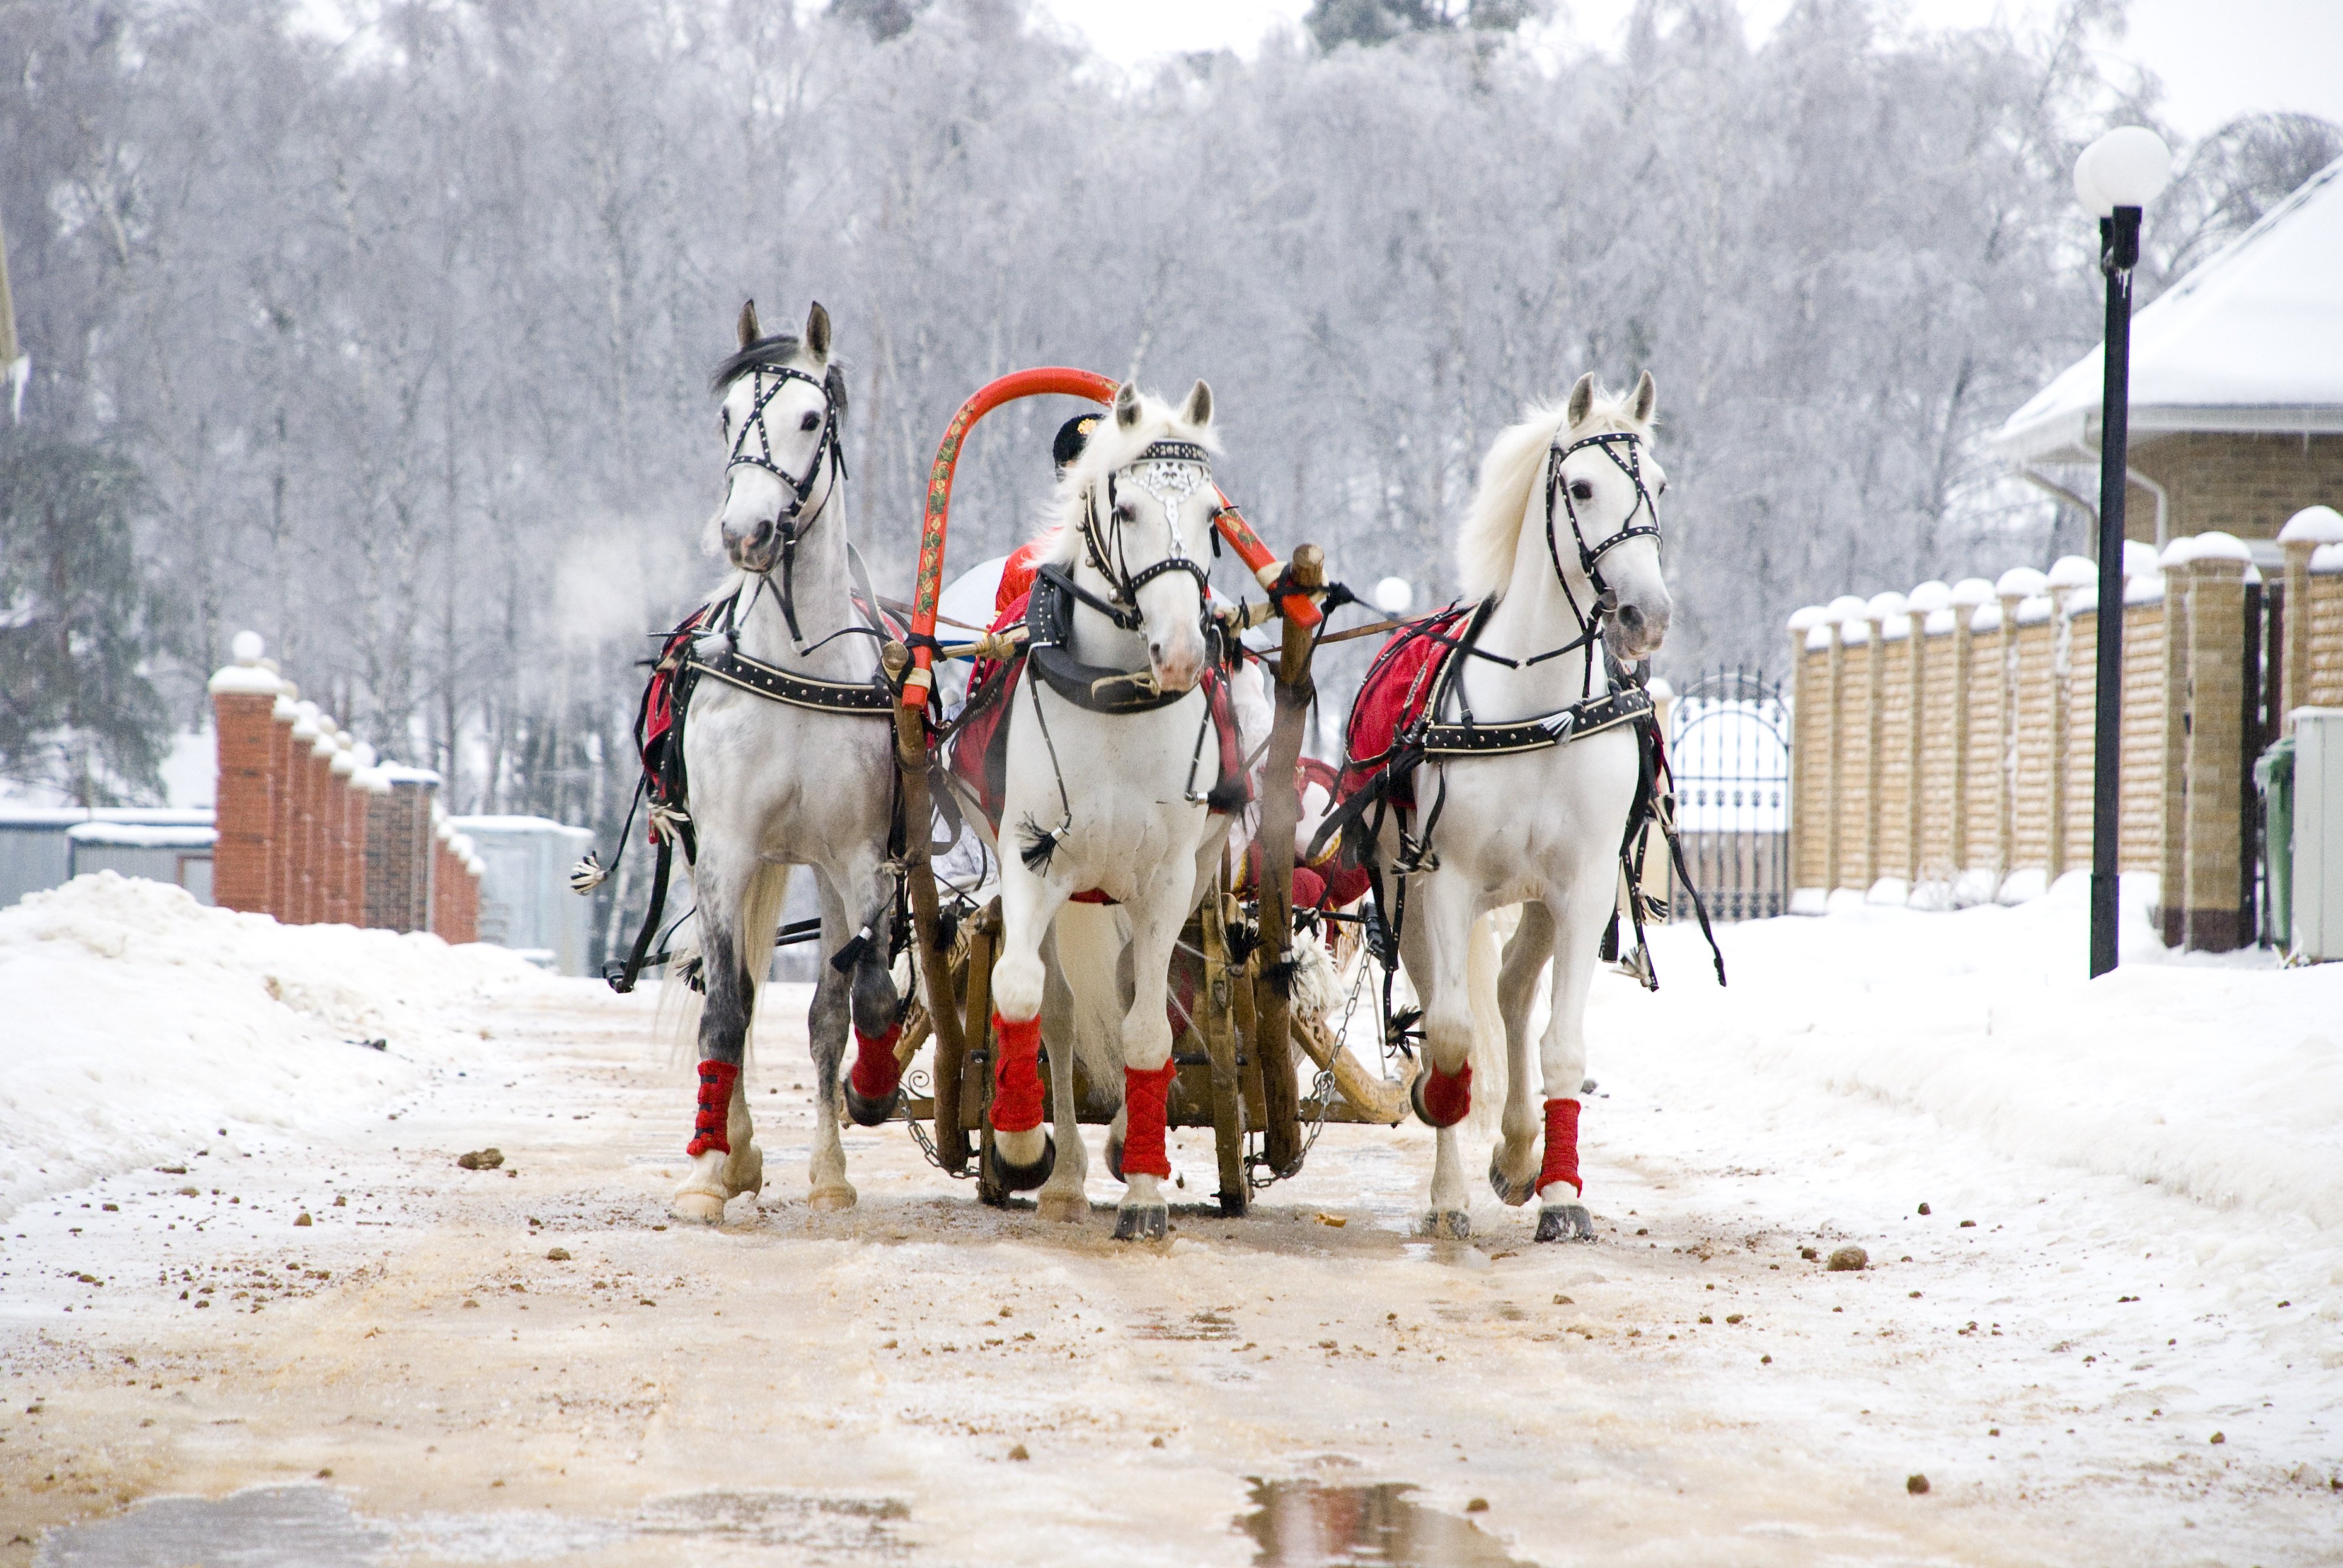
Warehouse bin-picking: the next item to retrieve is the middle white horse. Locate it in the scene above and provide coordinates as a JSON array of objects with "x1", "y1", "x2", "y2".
[{"x1": 984, "y1": 379, "x2": 1240, "y2": 1241}]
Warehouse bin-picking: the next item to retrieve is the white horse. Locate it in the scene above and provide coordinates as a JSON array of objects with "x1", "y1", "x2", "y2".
[
  {"x1": 985, "y1": 379, "x2": 1238, "y2": 1240},
  {"x1": 664, "y1": 300, "x2": 907, "y2": 1223},
  {"x1": 1348, "y1": 373, "x2": 1674, "y2": 1242}
]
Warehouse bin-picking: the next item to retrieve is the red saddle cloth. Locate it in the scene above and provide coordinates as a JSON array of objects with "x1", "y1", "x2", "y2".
[{"x1": 1334, "y1": 605, "x2": 1474, "y2": 815}]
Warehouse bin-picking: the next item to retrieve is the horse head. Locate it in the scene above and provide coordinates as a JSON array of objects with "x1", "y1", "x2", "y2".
[
  {"x1": 708, "y1": 299, "x2": 845, "y2": 577},
  {"x1": 1058, "y1": 379, "x2": 1219, "y2": 694},
  {"x1": 1555, "y1": 370, "x2": 1672, "y2": 665}
]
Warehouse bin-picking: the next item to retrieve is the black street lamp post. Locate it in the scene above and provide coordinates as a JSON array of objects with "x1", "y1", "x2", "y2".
[{"x1": 2077, "y1": 128, "x2": 2172, "y2": 978}]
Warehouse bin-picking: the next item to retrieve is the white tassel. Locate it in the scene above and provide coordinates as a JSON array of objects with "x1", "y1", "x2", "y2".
[{"x1": 569, "y1": 852, "x2": 608, "y2": 895}]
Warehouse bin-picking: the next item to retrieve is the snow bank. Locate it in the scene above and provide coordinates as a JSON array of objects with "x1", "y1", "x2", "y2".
[
  {"x1": 0, "y1": 873, "x2": 561, "y2": 1219},
  {"x1": 1624, "y1": 874, "x2": 2343, "y2": 1232}
]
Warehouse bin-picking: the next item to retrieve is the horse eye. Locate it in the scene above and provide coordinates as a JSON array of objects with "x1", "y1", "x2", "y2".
[
  {"x1": 1657, "y1": 479, "x2": 1669, "y2": 497},
  {"x1": 719, "y1": 412, "x2": 730, "y2": 438},
  {"x1": 799, "y1": 411, "x2": 820, "y2": 432},
  {"x1": 1114, "y1": 501, "x2": 1136, "y2": 523},
  {"x1": 1570, "y1": 480, "x2": 1596, "y2": 502}
]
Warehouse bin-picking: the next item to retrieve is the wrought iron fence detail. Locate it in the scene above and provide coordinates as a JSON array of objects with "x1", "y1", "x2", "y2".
[{"x1": 1666, "y1": 665, "x2": 1790, "y2": 922}]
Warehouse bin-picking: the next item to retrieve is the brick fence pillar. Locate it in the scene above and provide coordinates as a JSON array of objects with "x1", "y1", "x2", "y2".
[
  {"x1": 2157, "y1": 540, "x2": 2197, "y2": 944},
  {"x1": 380, "y1": 769, "x2": 440, "y2": 932},
  {"x1": 206, "y1": 632, "x2": 281, "y2": 914},
  {"x1": 267, "y1": 684, "x2": 299, "y2": 920},
  {"x1": 1993, "y1": 568, "x2": 2046, "y2": 896},
  {"x1": 1863, "y1": 592, "x2": 1904, "y2": 892},
  {"x1": 328, "y1": 733, "x2": 358, "y2": 924},
  {"x1": 1901, "y1": 588, "x2": 1936, "y2": 884},
  {"x1": 2180, "y1": 534, "x2": 2252, "y2": 951},
  {"x1": 308, "y1": 716, "x2": 342, "y2": 924},
  {"x1": 1947, "y1": 579, "x2": 1991, "y2": 880},
  {"x1": 1787, "y1": 607, "x2": 1829, "y2": 898},
  {"x1": 2045, "y1": 555, "x2": 2097, "y2": 881},
  {"x1": 2281, "y1": 507, "x2": 2343, "y2": 733},
  {"x1": 288, "y1": 704, "x2": 322, "y2": 923}
]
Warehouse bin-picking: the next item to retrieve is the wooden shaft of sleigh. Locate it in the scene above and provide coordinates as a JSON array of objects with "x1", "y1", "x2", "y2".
[
  {"x1": 1251, "y1": 543, "x2": 1323, "y2": 1172},
  {"x1": 885, "y1": 641, "x2": 971, "y2": 1172}
]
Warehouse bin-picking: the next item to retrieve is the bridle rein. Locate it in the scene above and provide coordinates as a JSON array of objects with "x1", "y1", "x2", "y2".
[{"x1": 723, "y1": 361, "x2": 847, "y2": 648}]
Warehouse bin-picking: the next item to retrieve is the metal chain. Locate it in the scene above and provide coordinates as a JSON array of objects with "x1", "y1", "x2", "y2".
[{"x1": 893, "y1": 1068, "x2": 975, "y2": 1180}]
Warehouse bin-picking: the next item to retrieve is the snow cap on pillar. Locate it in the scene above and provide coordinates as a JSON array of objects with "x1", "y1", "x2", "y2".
[
  {"x1": 1864, "y1": 590, "x2": 1908, "y2": 621},
  {"x1": 1948, "y1": 578, "x2": 1994, "y2": 609},
  {"x1": 1993, "y1": 566, "x2": 2047, "y2": 600},
  {"x1": 2158, "y1": 535, "x2": 2200, "y2": 570},
  {"x1": 2045, "y1": 555, "x2": 2096, "y2": 591},
  {"x1": 2184, "y1": 531, "x2": 2252, "y2": 567},
  {"x1": 1906, "y1": 581, "x2": 1953, "y2": 613},
  {"x1": 2122, "y1": 540, "x2": 2161, "y2": 578},
  {"x1": 329, "y1": 733, "x2": 357, "y2": 776},
  {"x1": 290, "y1": 701, "x2": 321, "y2": 742},
  {"x1": 1787, "y1": 605, "x2": 1830, "y2": 632},
  {"x1": 207, "y1": 630, "x2": 281, "y2": 696},
  {"x1": 2278, "y1": 506, "x2": 2343, "y2": 545},
  {"x1": 1826, "y1": 593, "x2": 1868, "y2": 622}
]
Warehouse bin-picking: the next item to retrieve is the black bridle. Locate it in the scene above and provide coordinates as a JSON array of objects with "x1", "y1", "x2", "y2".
[
  {"x1": 723, "y1": 362, "x2": 847, "y2": 647},
  {"x1": 1530, "y1": 428, "x2": 1666, "y2": 694},
  {"x1": 1070, "y1": 439, "x2": 1217, "y2": 635}
]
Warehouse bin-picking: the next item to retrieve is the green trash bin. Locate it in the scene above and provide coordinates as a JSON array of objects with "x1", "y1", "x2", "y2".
[{"x1": 2255, "y1": 735, "x2": 2295, "y2": 950}]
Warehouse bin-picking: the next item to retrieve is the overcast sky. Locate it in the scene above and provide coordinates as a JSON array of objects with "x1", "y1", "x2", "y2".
[{"x1": 1037, "y1": 0, "x2": 2343, "y2": 138}]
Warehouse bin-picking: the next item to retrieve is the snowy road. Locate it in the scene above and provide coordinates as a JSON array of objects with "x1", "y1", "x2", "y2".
[{"x1": 2, "y1": 875, "x2": 2339, "y2": 1565}]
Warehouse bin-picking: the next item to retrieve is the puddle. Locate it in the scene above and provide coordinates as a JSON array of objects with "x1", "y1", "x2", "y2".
[
  {"x1": 35, "y1": 1483, "x2": 911, "y2": 1566},
  {"x1": 1239, "y1": 1480, "x2": 1535, "y2": 1567}
]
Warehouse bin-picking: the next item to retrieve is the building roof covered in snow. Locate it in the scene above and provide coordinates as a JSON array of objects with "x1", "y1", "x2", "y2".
[{"x1": 1994, "y1": 157, "x2": 2343, "y2": 466}]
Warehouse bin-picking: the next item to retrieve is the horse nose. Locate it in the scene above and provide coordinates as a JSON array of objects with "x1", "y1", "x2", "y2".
[{"x1": 1617, "y1": 603, "x2": 1645, "y2": 638}]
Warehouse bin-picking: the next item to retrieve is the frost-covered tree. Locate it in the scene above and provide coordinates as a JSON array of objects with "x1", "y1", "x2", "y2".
[{"x1": 0, "y1": 433, "x2": 171, "y2": 804}]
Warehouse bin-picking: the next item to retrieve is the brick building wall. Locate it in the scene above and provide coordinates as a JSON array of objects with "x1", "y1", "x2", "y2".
[{"x1": 2129, "y1": 433, "x2": 2343, "y2": 544}]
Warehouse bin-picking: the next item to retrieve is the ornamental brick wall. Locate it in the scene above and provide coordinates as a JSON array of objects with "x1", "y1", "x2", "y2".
[
  {"x1": 2290, "y1": 560, "x2": 2343, "y2": 718},
  {"x1": 1784, "y1": 534, "x2": 2279, "y2": 952},
  {"x1": 2129, "y1": 433, "x2": 2343, "y2": 544}
]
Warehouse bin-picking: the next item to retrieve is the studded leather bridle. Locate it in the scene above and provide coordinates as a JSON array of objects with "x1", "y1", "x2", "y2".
[
  {"x1": 1070, "y1": 439, "x2": 1217, "y2": 635},
  {"x1": 723, "y1": 362, "x2": 847, "y2": 646}
]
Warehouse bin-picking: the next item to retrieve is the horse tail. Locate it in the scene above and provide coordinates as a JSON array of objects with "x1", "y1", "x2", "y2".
[
  {"x1": 655, "y1": 862, "x2": 793, "y2": 1073},
  {"x1": 1461, "y1": 904, "x2": 1519, "y2": 1136},
  {"x1": 1049, "y1": 901, "x2": 1129, "y2": 1105}
]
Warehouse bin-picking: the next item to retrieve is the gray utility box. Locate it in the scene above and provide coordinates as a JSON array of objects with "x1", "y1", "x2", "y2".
[
  {"x1": 446, "y1": 815, "x2": 595, "y2": 976},
  {"x1": 2295, "y1": 708, "x2": 2343, "y2": 963}
]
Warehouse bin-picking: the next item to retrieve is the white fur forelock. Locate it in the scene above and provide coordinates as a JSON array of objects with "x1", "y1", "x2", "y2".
[
  {"x1": 1455, "y1": 384, "x2": 1650, "y2": 601},
  {"x1": 1031, "y1": 389, "x2": 1222, "y2": 566}
]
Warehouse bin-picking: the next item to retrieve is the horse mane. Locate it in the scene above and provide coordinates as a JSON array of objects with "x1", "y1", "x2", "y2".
[
  {"x1": 1455, "y1": 382, "x2": 1648, "y2": 600},
  {"x1": 1031, "y1": 388, "x2": 1221, "y2": 564}
]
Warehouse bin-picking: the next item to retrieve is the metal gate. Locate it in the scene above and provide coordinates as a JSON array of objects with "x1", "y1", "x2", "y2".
[{"x1": 1666, "y1": 667, "x2": 1791, "y2": 922}]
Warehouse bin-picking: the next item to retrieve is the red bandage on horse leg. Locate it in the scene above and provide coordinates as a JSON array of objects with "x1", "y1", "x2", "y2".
[
  {"x1": 1119, "y1": 1060, "x2": 1180, "y2": 1179},
  {"x1": 989, "y1": 1012, "x2": 1045, "y2": 1134},
  {"x1": 686, "y1": 1059, "x2": 738, "y2": 1157},
  {"x1": 1420, "y1": 1060, "x2": 1472, "y2": 1128},
  {"x1": 850, "y1": 1020, "x2": 904, "y2": 1102},
  {"x1": 1538, "y1": 1096, "x2": 1582, "y2": 1197}
]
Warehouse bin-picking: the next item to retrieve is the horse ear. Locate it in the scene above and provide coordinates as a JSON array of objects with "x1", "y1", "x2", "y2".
[
  {"x1": 1115, "y1": 381, "x2": 1142, "y2": 431},
  {"x1": 1631, "y1": 370, "x2": 1656, "y2": 425},
  {"x1": 1565, "y1": 372, "x2": 1596, "y2": 430},
  {"x1": 805, "y1": 301, "x2": 831, "y2": 362},
  {"x1": 736, "y1": 299, "x2": 759, "y2": 350},
  {"x1": 1181, "y1": 379, "x2": 1213, "y2": 428}
]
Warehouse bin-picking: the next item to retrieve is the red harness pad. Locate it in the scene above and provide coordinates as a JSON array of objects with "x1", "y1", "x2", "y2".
[{"x1": 1334, "y1": 606, "x2": 1473, "y2": 814}]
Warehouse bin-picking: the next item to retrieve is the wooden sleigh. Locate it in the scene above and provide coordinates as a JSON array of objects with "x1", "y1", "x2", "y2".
[{"x1": 871, "y1": 368, "x2": 1412, "y2": 1213}]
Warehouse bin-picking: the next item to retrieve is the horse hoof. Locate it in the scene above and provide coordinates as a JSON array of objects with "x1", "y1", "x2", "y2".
[
  {"x1": 722, "y1": 1142, "x2": 764, "y2": 1198},
  {"x1": 842, "y1": 1083, "x2": 902, "y2": 1128},
  {"x1": 1535, "y1": 1203, "x2": 1596, "y2": 1243},
  {"x1": 1104, "y1": 1137, "x2": 1124, "y2": 1184},
  {"x1": 670, "y1": 1189, "x2": 727, "y2": 1226},
  {"x1": 1487, "y1": 1150, "x2": 1536, "y2": 1207},
  {"x1": 1036, "y1": 1190, "x2": 1090, "y2": 1225},
  {"x1": 807, "y1": 1183, "x2": 858, "y2": 1213},
  {"x1": 1422, "y1": 1209, "x2": 1470, "y2": 1240},
  {"x1": 986, "y1": 1135, "x2": 1055, "y2": 1194},
  {"x1": 1113, "y1": 1203, "x2": 1168, "y2": 1243}
]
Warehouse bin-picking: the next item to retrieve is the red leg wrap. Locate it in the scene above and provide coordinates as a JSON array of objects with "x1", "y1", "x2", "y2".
[
  {"x1": 1538, "y1": 1096, "x2": 1582, "y2": 1197},
  {"x1": 990, "y1": 1012, "x2": 1045, "y2": 1134},
  {"x1": 850, "y1": 1019, "x2": 905, "y2": 1102},
  {"x1": 1420, "y1": 1060, "x2": 1472, "y2": 1128},
  {"x1": 1119, "y1": 1061, "x2": 1179, "y2": 1179},
  {"x1": 686, "y1": 1059, "x2": 738, "y2": 1157}
]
